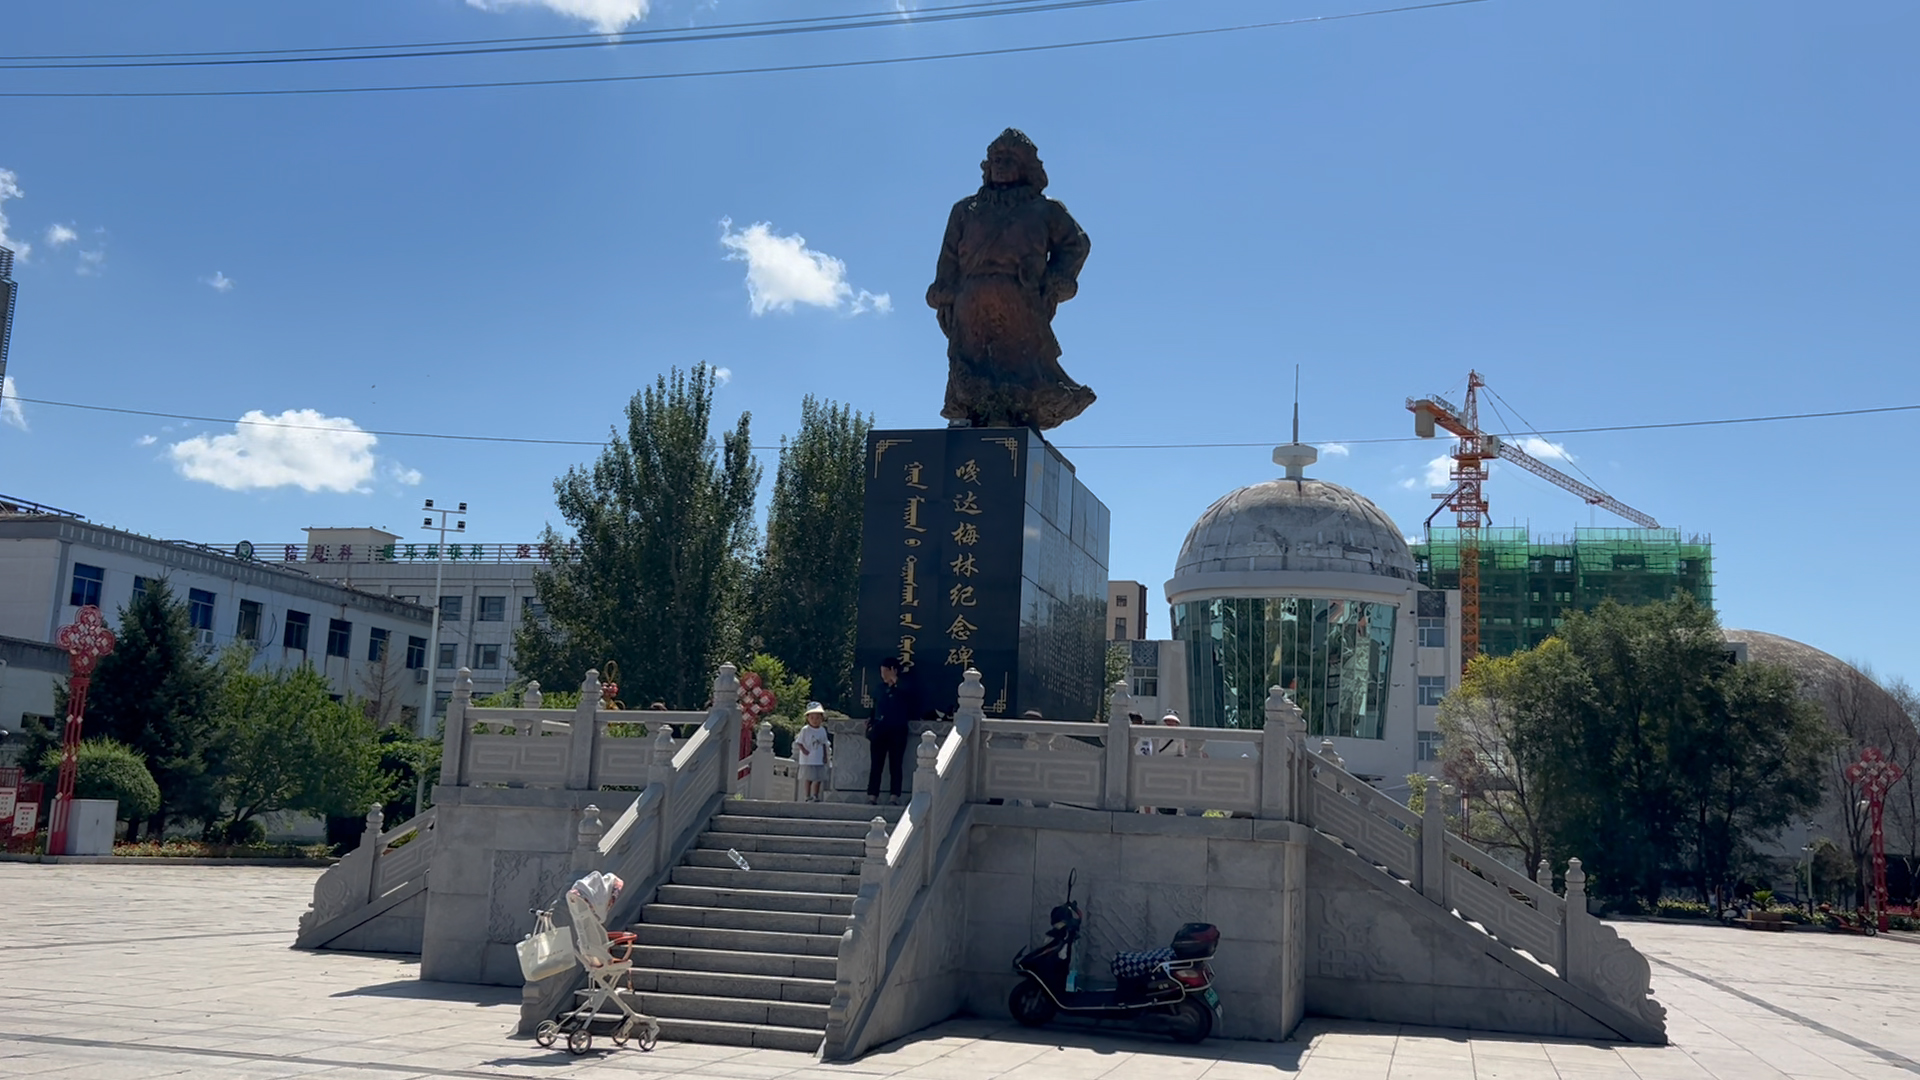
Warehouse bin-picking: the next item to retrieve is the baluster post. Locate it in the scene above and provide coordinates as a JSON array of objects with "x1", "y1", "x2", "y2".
[
  {"x1": 1536, "y1": 858, "x2": 1553, "y2": 894},
  {"x1": 522, "y1": 680, "x2": 542, "y2": 710},
  {"x1": 650, "y1": 726, "x2": 677, "y2": 869},
  {"x1": 1562, "y1": 857, "x2": 1589, "y2": 982},
  {"x1": 359, "y1": 803, "x2": 385, "y2": 904},
  {"x1": 1103, "y1": 680, "x2": 1134, "y2": 812},
  {"x1": 748, "y1": 721, "x2": 776, "y2": 801},
  {"x1": 712, "y1": 663, "x2": 742, "y2": 797},
  {"x1": 956, "y1": 669, "x2": 984, "y2": 801},
  {"x1": 1420, "y1": 777, "x2": 1447, "y2": 905},
  {"x1": 572, "y1": 804, "x2": 604, "y2": 873},
  {"x1": 566, "y1": 670, "x2": 601, "y2": 790},
  {"x1": 438, "y1": 669, "x2": 474, "y2": 787},
  {"x1": 1260, "y1": 685, "x2": 1302, "y2": 820},
  {"x1": 914, "y1": 731, "x2": 939, "y2": 887}
]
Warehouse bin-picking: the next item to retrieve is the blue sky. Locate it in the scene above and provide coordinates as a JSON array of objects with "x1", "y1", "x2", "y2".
[{"x1": 3, "y1": 0, "x2": 1917, "y2": 681}]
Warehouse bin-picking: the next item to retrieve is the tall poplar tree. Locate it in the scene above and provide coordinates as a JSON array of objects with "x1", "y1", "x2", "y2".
[
  {"x1": 751, "y1": 397, "x2": 871, "y2": 710},
  {"x1": 515, "y1": 365, "x2": 760, "y2": 709}
]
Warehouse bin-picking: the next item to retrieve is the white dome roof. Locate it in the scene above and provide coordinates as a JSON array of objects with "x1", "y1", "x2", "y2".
[{"x1": 1175, "y1": 478, "x2": 1417, "y2": 583}]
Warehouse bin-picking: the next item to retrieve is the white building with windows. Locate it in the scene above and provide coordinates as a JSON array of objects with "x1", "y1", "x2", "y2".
[
  {"x1": 0, "y1": 510, "x2": 434, "y2": 737},
  {"x1": 1161, "y1": 440, "x2": 1461, "y2": 799}
]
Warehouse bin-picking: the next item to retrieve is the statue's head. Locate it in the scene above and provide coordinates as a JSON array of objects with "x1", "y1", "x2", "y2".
[{"x1": 981, "y1": 128, "x2": 1048, "y2": 192}]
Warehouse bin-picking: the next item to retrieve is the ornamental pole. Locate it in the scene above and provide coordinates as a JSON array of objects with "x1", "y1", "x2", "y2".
[
  {"x1": 48, "y1": 605, "x2": 116, "y2": 855},
  {"x1": 1846, "y1": 746, "x2": 1905, "y2": 932}
]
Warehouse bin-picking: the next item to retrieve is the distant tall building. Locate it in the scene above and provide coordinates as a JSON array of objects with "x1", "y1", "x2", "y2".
[
  {"x1": 1411, "y1": 527, "x2": 1714, "y2": 658},
  {"x1": 1106, "y1": 579, "x2": 1147, "y2": 640}
]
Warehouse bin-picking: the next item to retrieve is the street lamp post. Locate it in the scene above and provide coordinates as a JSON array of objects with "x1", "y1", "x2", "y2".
[
  {"x1": 1846, "y1": 747, "x2": 1905, "y2": 932},
  {"x1": 1801, "y1": 841, "x2": 1816, "y2": 916},
  {"x1": 419, "y1": 500, "x2": 466, "y2": 738}
]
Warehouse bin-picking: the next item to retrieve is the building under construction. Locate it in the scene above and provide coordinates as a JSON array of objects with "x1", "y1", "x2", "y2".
[{"x1": 1411, "y1": 526, "x2": 1714, "y2": 658}]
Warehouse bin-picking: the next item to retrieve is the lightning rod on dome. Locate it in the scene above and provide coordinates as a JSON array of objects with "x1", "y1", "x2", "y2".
[{"x1": 1273, "y1": 363, "x2": 1318, "y2": 482}]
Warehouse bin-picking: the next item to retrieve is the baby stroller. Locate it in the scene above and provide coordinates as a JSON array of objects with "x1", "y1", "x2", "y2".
[{"x1": 532, "y1": 871, "x2": 662, "y2": 1056}]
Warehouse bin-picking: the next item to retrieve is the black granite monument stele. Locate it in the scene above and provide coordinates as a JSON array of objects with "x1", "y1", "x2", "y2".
[{"x1": 853, "y1": 427, "x2": 1109, "y2": 720}]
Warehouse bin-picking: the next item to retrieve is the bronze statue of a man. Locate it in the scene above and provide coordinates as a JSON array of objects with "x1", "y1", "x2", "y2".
[{"x1": 927, "y1": 129, "x2": 1093, "y2": 430}]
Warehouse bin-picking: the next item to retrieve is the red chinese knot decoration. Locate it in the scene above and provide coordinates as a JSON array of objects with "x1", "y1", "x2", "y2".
[
  {"x1": 1846, "y1": 746, "x2": 1904, "y2": 932},
  {"x1": 48, "y1": 606, "x2": 117, "y2": 855},
  {"x1": 736, "y1": 672, "x2": 776, "y2": 764}
]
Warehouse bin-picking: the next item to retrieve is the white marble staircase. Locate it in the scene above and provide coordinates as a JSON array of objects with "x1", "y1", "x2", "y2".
[{"x1": 582, "y1": 798, "x2": 905, "y2": 1052}]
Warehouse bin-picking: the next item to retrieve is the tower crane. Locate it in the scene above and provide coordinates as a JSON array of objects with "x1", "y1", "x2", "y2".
[{"x1": 1408, "y1": 371, "x2": 1660, "y2": 673}]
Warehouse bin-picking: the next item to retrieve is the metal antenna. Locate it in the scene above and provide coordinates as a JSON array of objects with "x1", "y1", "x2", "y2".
[
  {"x1": 1273, "y1": 363, "x2": 1317, "y2": 482},
  {"x1": 1292, "y1": 364, "x2": 1301, "y2": 443}
]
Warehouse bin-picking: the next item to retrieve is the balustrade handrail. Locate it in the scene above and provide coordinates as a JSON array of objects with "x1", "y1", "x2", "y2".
[
  {"x1": 1443, "y1": 832, "x2": 1560, "y2": 913},
  {"x1": 1302, "y1": 745, "x2": 1420, "y2": 830}
]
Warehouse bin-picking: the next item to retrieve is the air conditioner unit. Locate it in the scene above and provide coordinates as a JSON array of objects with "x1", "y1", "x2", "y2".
[
  {"x1": 413, "y1": 668, "x2": 429, "y2": 684},
  {"x1": 197, "y1": 630, "x2": 215, "y2": 647}
]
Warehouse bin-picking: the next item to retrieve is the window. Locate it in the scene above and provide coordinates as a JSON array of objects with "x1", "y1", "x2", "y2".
[
  {"x1": 1114, "y1": 594, "x2": 1128, "y2": 608},
  {"x1": 395, "y1": 594, "x2": 421, "y2": 605},
  {"x1": 70, "y1": 564, "x2": 104, "y2": 607},
  {"x1": 1418, "y1": 731, "x2": 1445, "y2": 762},
  {"x1": 434, "y1": 690, "x2": 452, "y2": 717},
  {"x1": 284, "y1": 610, "x2": 312, "y2": 651},
  {"x1": 368, "y1": 627, "x2": 390, "y2": 663},
  {"x1": 1416, "y1": 590, "x2": 1447, "y2": 619},
  {"x1": 132, "y1": 576, "x2": 150, "y2": 603},
  {"x1": 473, "y1": 643, "x2": 501, "y2": 670},
  {"x1": 1417, "y1": 618, "x2": 1447, "y2": 649},
  {"x1": 1418, "y1": 675, "x2": 1447, "y2": 707},
  {"x1": 236, "y1": 600, "x2": 262, "y2": 643},
  {"x1": 1113, "y1": 616, "x2": 1128, "y2": 639},
  {"x1": 1554, "y1": 558, "x2": 1572, "y2": 574},
  {"x1": 325, "y1": 619, "x2": 353, "y2": 658},
  {"x1": 477, "y1": 596, "x2": 506, "y2": 622},
  {"x1": 1131, "y1": 664, "x2": 1158, "y2": 698},
  {"x1": 522, "y1": 596, "x2": 546, "y2": 620},
  {"x1": 405, "y1": 636, "x2": 427, "y2": 669},
  {"x1": 437, "y1": 642, "x2": 458, "y2": 669},
  {"x1": 188, "y1": 589, "x2": 216, "y2": 633},
  {"x1": 439, "y1": 595, "x2": 463, "y2": 622}
]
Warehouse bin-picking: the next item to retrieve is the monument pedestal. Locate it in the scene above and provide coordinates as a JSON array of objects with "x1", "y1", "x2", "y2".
[{"x1": 853, "y1": 427, "x2": 1110, "y2": 722}]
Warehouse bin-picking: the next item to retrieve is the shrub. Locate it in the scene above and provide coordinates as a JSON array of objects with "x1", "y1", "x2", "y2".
[
  {"x1": 1752, "y1": 888, "x2": 1775, "y2": 910},
  {"x1": 1653, "y1": 898, "x2": 1714, "y2": 920},
  {"x1": 37, "y1": 738, "x2": 161, "y2": 823}
]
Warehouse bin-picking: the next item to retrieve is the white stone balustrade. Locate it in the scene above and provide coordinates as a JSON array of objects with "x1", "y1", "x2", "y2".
[{"x1": 296, "y1": 801, "x2": 437, "y2": 950}]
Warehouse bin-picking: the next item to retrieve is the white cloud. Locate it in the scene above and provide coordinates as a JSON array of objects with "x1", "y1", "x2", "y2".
[
  {"x1": 169, "y1": 409, "x2": 384, "y2": 493},
  {"x1": 45, "y1": 223, "x2": 76, "y2": 248},
  {"x1": 387, "y1": 462, "x2": 423, "y2": 486},
  {"x1": 1319, "y1": 442, "x2": 1350, "y2": 458},
  {"x1": 0, "y1": 169, "x2": 29, "y2": 260},
  {"x1": 204, "y1": 271, "x2": 234, "y2": 293},
  {"x1": 1397, "y1": 477, "x2": 1418, "y2": 491},
  {"x1": 719, "y1": 218, "x2": 890, "y2": 317},
  {"x1": 712, "y1": 366, "x2": 733, "y2": 387},
  {"x1": 76, "y1": 247, "x2": 105, "y2": 276},
  {"x1": 1422, "y1": 454, "x2": 1455, "y2": 489},
  {"x1": 1518, "y1": 436, "x2": 1573, "y2": 462},
  {"x1": 135, "y1": 434, "x2": 157, "y2": 446},
  {"x1": 464, "y1": 0, "x2": 648, "y2": 33},
  {"x1": 1, "y1": 376, "x2": 25, "y2": 432}
]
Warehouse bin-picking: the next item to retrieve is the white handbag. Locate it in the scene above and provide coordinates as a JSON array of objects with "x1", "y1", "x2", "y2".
[{"x1": 516, "y1": 908, "x2": 576, "y2": 982}]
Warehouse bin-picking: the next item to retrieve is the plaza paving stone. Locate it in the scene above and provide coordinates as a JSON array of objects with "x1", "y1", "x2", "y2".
[{"x1": 2, "y1": 864, "x2": 1916, "y2": 1079}]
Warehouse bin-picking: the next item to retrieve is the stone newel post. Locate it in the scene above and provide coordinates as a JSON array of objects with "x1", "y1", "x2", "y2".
[
  {"x1": 712, "y1": 663, "x2": 742, "y2": 797},
  {"x1": 438, "y1": 668, "x2": 475, "y2": 786},
  {"x1": 572, "y1": 804, "x2": 604, "y2": 872},
  {"x1": 747, "y1": 721, "x2": 777, "y2": 801},
  {"x1": 1419, "y1": 777, "x2": 1447, "y2": 905},
  {"x1": 1261, "y1": 685, "x2": 1304, "y2": 820},
  {"x1": 565, "y1": 670, "x2": 602, "y2": 790},
  {"x1": 1103, "y1": 681, "x2": 1135, "y2": 812}
]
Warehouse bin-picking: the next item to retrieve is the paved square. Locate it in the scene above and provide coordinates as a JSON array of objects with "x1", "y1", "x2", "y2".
[{"x1": 1, "y1": 864, "x2": 1915, "y2": 1079}]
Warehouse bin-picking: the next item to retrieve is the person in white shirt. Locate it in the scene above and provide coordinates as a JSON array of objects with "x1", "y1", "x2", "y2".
[{"x1": 795, "y1": 702, "x2": 833, "y2": 803}]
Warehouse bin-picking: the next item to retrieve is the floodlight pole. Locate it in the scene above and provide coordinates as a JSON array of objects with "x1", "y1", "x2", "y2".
[{"x1": 419, "y1": 500, "x2": 466, "y2": 738}]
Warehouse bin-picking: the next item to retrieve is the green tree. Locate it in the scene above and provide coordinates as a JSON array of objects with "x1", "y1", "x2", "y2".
[
  {"x1": 744, "y1": 652, "x2": 814, "y2": 757},
  {"x1": 1106, "y1": 643, "x2": 1130, "y2": 703},
  {"x1": 208, "y1": 650, "x2": 388, "y2": 837},
  {"x1": 35, "y1": 737, "x2": 162, "y2": 830},
  {"x1": 750, "y1": 397, "x2": 871, "y2": 711},
  {"x1": 1436, "y1": 653, "x2": 1549, "y2": 876},
  {"x1": 1508, "y1": 596, "x2": 1829, "y2": 906},
  {"x1": 516, "y1": 365, "x2": 761, "y2": 709},
  {"x1": 82, "y1": 579, "x2": 219, "y2": 837}
]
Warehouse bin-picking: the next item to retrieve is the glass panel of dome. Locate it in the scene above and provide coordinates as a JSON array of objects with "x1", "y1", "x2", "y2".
[{"x1": 1174, "y1": 596, "x2": 1395, "y2": 737}]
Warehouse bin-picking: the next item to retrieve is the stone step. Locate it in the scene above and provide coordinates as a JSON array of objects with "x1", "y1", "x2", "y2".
[
  {"x1": 622, "y1": 967, "x2": 836, "y2": 1005},
  {"x1": 629, "y1": 922, "x2": 844, "y2": 957},
  {"x1": 697, "y1": 830, "x2": 867, "y2": 858},
  {"x1": 654, "y1": 1017, "x2": 824, "y2": 1053},
  {"x1": 631, "y1": 945, "x2": 837, "y2": 981},
  {"x1": 656, "y1": 884, "x2": 856, "y2": 916},
  {"x1": 685, "y1": 848, "x2": 861, "y2": 876},
  {"x1": 670, "y1": 865, "x2": 861, "y2": 895},
  {"x1": 722, "y1": 798, "x2": 905, "y2": 823},
  {"x1": 635, "y1": 990, "x2": 829, "y2": 1030},
  {"x1": 711, "y1": 814, "x2": 879, "y2": 839},
  {"x1": 641, "y1": 903, "x2": 851, "y2": 937}
]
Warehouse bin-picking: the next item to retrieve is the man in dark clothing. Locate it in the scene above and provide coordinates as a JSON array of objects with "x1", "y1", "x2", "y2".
[{"x1": 867, "y1": 658, "x2": 919, "y2": 805}]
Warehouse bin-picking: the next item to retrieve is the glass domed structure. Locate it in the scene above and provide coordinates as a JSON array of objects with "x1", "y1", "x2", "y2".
[{"x1": 1166, "y1": 441, "x2": 1420, "y2": 738}]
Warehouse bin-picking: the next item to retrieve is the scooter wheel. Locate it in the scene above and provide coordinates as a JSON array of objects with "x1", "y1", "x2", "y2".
[
  {"x1": 1008, "y1": 981, "x2": 1057, "y2": 1027},
  {"x1": 566, "y1": 1028, "x2": 592, "y2": 1055},
  {"x1": 1167, "y1": 998, "x2": 1213, "y2": 1044},
  {"x1": 534, "y1": 1020, "x2": 559, "y2": 1049}
]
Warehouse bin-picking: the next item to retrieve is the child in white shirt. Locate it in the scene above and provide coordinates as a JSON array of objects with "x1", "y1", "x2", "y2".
[{"x1": 795, "y1": 702, "x2": 832, "y2": 803}]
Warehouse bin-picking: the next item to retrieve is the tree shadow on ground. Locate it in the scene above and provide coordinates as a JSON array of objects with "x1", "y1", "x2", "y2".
[{"x1": 330, "y1": 977, "x2": 520, "y2": 1006}]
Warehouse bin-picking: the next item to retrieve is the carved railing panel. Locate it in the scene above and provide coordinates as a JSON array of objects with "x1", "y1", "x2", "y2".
[
  {"x1": 1304, "y1": 777, "x2": 1419, "y2": 882},
  {"x1": 370, "y1": 810, "x2": 436, "y2": 898},
  {"x1": 464, "y1": 734, "x2": 569, "y2": 787},
  {"x1": 1132, "y1": 755, "x2": 1258, "y2": 814},
  {"x1": 1444, "y1": 858, "x2": 1561, "y2": 968}
]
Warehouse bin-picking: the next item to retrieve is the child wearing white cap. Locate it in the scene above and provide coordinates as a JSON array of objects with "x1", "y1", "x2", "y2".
[{"x1": 796, "y1": 702, "x2": 832, "y2": 803}]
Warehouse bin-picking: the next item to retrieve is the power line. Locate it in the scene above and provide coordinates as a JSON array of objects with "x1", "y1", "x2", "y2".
[
  {"x1": 0, "y1": 0, "x2": 1163, "y2": 71},
  {"x1": 9, "y1": 394, "x2": 1917, "y2": 452},
  {"x1": 0, "y1": 1, "x2": 1490, "y2": 98},
  {"x1": 0, "y1": 0, "x2": 1102, "y2": 62}
]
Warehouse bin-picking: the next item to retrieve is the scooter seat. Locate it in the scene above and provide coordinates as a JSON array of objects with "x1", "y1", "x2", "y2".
[{"x1": 1111, "y1": 947, "x2": 1176, "y2": 980}]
